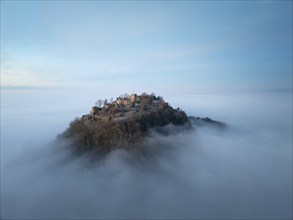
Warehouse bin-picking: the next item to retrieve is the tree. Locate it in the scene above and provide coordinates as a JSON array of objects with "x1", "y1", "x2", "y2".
[
  {"x1": 119, "y1": 93, "x2": 130, "y2": 99},
  {"x1": 124, "y1": 93, "x2": 130, "y2": 98},
  {"x1": 92, "y1": 106, "x2": 99, "y2": 114},
  {"x1": 141, "y1": 92, "x2": 148, "y2": 97},
  {"x1": 158, "y1": 96, "x2": 165, "y2": 102},
  {"x1": 95, "y1": 99, "x2": 104, "y2": 107},
  {"x1": 109, "y1": 97, "x2": 114, "y2": 103},
  {"x1": 104, "y1": 99, "x2": 108, "y2": 105},
  {"x1": 141, "y1": 96, "x2": 151, "y2": 109}
]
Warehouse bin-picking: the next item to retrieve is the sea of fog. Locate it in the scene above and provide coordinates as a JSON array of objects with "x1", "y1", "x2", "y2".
[{"x1": 1, "y1": 89, "x2": 292, "y2": 219}]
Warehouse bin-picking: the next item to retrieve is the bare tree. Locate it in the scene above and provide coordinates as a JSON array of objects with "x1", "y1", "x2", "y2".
[
  {"x1": 109, "y1": 97, "x2": 114, "y2": 103},
  {"x1": 119, "y1": 93, "x2": 130, "y2": 99},
  {"x1": 95, "y1": 99, "x2": 104, "y2": 108},
  {"x1": 104, "y1": 99, "x2": 108, "y2": 105},
  {"x1": 141, "y1": 92, "x2": 148, "y2": 97}
]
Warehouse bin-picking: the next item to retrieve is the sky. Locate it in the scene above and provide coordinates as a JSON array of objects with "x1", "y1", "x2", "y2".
[
  {"x1": 1, "y1": 1, "x2": 292, "y2": 94},
  {"x1": 1, "y1": 2, "x2": 292, "y2": 218}
]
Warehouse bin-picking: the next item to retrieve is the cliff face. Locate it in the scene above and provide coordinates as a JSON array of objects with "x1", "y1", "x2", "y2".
[{"x1": 59, "y1": 93, "x2": 190, "y2": 153}]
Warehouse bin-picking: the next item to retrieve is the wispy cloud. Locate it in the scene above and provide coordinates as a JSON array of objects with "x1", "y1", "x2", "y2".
[{"x1": 1, "y1": 1, "x2": 292, "y2": 92}]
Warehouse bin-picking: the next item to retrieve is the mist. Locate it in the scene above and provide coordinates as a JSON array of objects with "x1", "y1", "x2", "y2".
[{"x1": 1, "y1": 89, "x2": 292, "y2": 219}]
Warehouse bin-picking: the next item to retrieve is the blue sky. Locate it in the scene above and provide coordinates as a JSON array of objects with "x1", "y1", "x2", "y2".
[{"x1": 1, "y1": 1, "x2": 292, "y2": 94}]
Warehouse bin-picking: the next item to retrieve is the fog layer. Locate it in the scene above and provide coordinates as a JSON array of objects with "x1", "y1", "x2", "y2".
[{"x1": 1, "y1": 89, "x2": 292, "y2": 219}]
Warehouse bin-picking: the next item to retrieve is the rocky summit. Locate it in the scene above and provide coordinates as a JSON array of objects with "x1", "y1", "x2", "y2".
[{"x1": 59, "y1": 92, "x2": 190, "y2": 153}]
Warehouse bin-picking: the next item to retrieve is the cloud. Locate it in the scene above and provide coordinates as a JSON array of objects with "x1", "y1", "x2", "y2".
[{"x1": 1, "y1": 91, "x2": 292, "y2": 219}]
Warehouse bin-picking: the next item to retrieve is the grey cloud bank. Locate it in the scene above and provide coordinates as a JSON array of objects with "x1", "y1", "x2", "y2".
[{"x1": 1, "y1": 89, "x2": 292, "y2": 219}]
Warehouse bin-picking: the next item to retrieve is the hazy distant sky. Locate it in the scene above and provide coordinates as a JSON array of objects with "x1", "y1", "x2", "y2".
[{"x1": 1, "y1": 1, "x2": 292, "y2": 94}]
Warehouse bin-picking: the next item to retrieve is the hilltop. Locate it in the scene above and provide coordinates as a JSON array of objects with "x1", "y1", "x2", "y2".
[
  {"x1": 59, "y1": 93, "x2": 190, "y2": 152},
  {"x1": 59, "y1": 92, "x2": 226, "y2": 153}
]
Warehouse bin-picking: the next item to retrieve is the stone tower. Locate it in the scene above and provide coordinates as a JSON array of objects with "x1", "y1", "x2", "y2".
[{"x1": 130, "y1": 94, "x2": 137, "y2": 102}]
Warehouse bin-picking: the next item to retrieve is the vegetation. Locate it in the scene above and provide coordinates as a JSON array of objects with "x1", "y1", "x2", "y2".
[
  {"x1": 59, "y1": 92, "x2": 190, "y2": 153},
  {"x1": 189, "y1": 116, "x2": 226, "y2": 128}
]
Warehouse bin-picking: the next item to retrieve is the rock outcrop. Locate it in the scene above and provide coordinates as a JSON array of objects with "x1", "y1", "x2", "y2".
[
  {"x1": 58, "y1": 92, "x2": 226, "y2": 153},
  {"x1": 59, "y1": 93, "x2": 190, "y2": 153}
]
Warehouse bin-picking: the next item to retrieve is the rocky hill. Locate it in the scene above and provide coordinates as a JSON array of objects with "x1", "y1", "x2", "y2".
[{"x1": 59, "y1": 93, "x2": 190, "y2": 152}]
